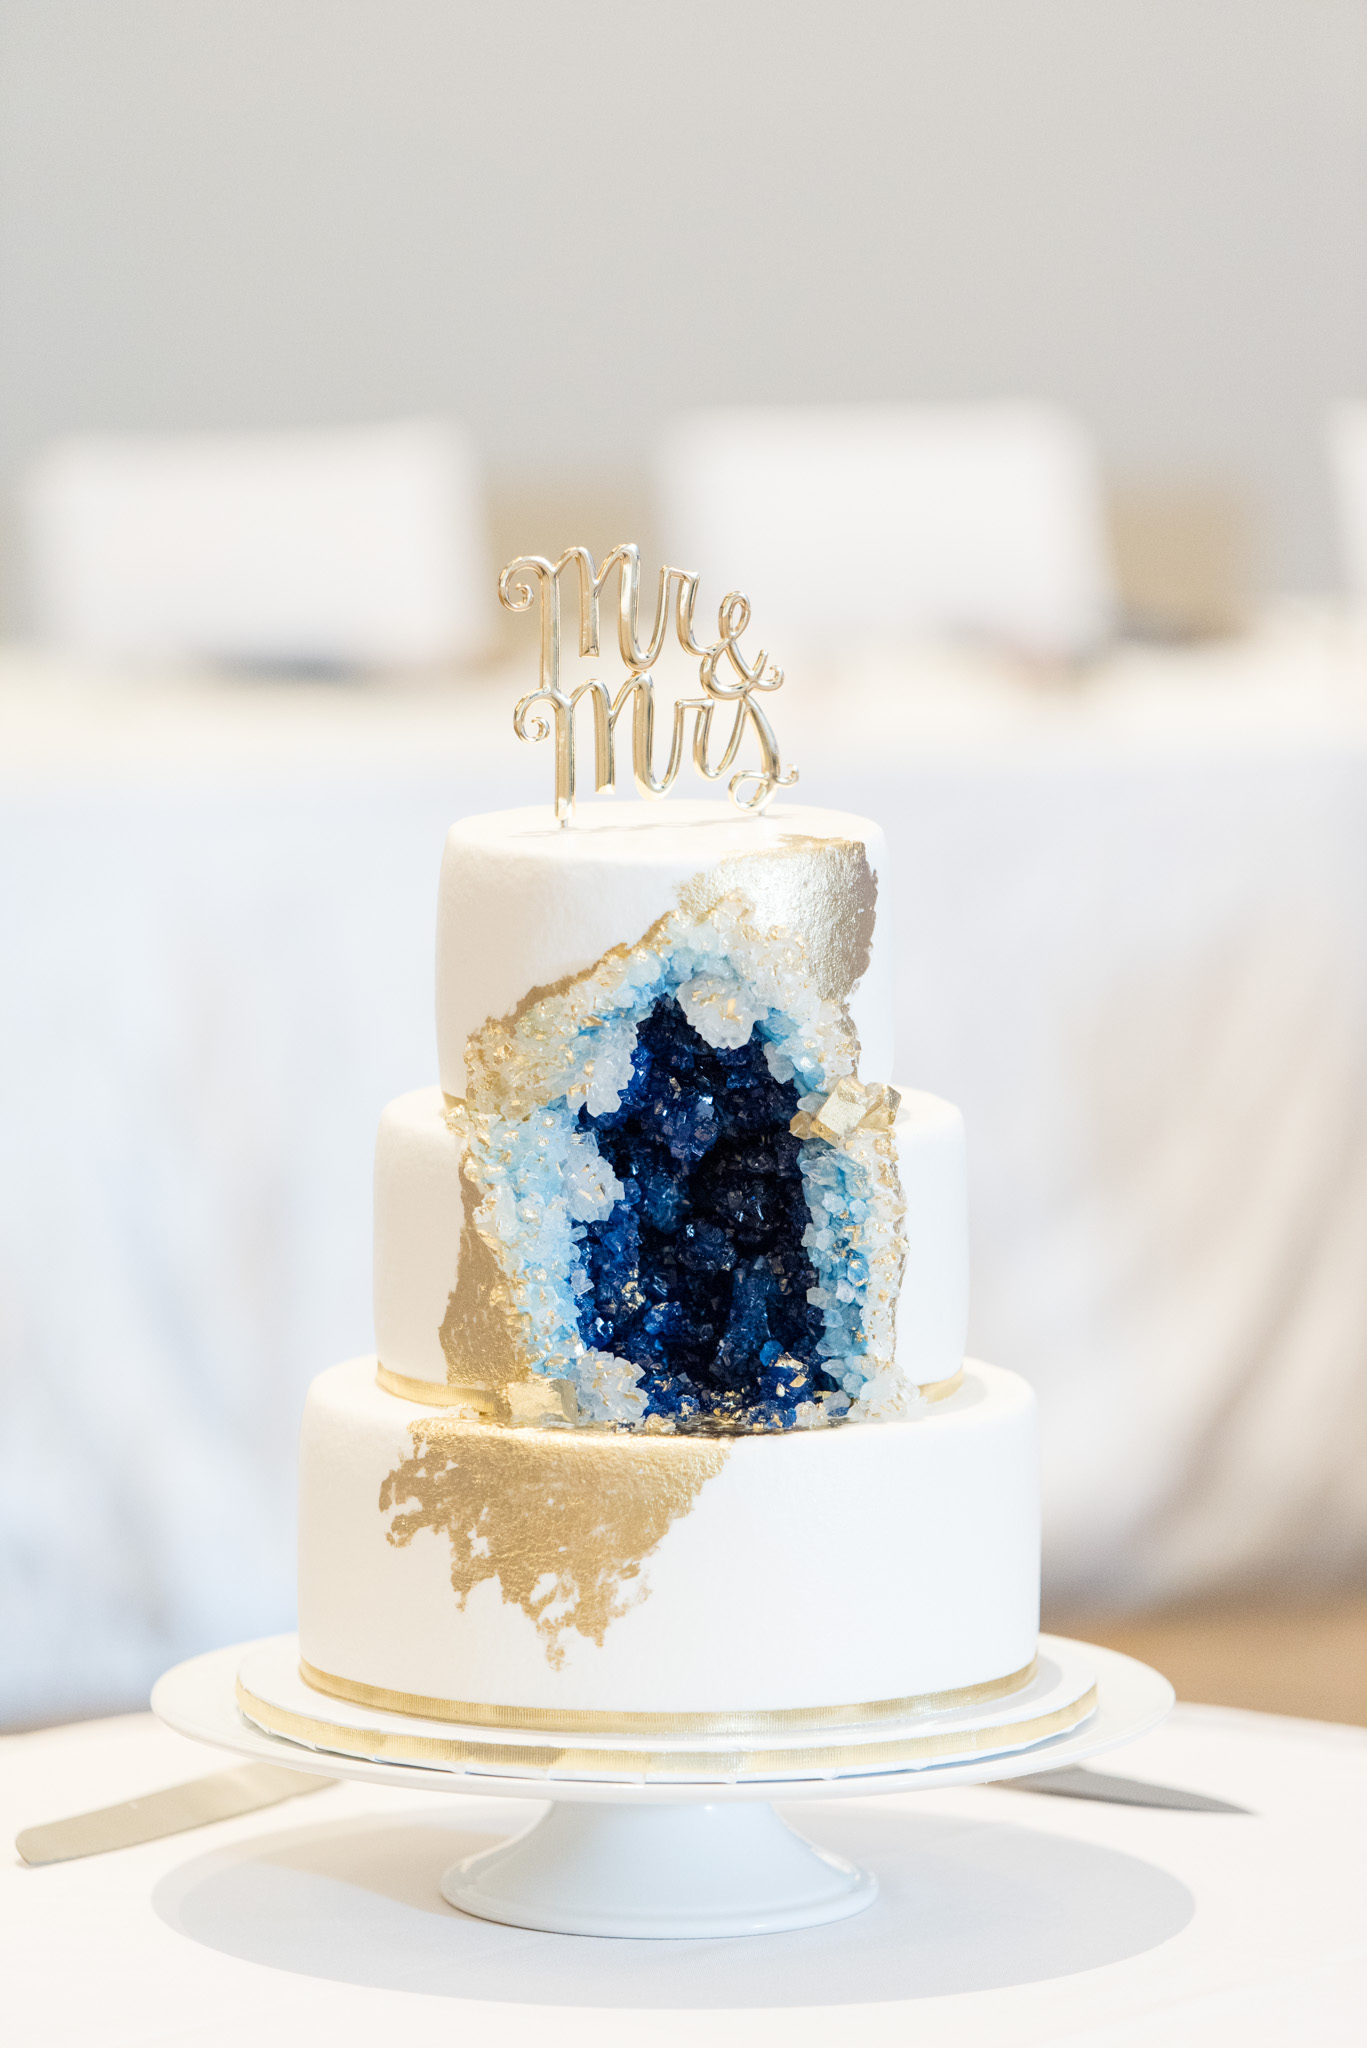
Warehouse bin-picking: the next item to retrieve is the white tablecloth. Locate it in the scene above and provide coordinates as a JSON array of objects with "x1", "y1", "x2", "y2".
[
  {"x1": 4, "y1": 1704, "x2": 1364, "y2": 2044},
  {"x1": 5, "y1": 615, "x2": 1367, "y2": 1724}
]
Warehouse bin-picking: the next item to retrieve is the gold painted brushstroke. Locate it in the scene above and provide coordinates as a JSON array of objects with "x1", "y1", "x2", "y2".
[
  {"x1": 297, "y1": 1654, "x2": 1038, "y2": 1736},
  {"x1": 237, "y1": 1678, "x2": 1096, "y2": 1777},
  {"x1": 379, "y1": 1416, "x2": 728, "y2": 1666},
  {"x1": 677, "y1": 835, "x2": 877, "y2": 1009},
  {"x1": 437, "y1": 1155, "x2": 528, "y2": 1395}
]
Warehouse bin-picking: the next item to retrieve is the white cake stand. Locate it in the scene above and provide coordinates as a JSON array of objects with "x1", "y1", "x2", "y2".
[{"x1": 152, "y1": 1634, "x2": 1172, "y2": 1940}]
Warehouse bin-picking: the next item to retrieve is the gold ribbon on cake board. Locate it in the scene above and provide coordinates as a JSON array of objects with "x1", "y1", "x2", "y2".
[
  {"x1": 375, "y1": 1364, "x2": 496, "y2": 1410},
  {"x1": 236, "y1": 1665, "x2": 1095, "y2": 1779}
]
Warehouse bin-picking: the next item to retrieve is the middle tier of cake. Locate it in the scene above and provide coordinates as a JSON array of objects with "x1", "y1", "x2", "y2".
[{"x1": 374, "y1": 1082, "x2": 970, "y2": 1414}]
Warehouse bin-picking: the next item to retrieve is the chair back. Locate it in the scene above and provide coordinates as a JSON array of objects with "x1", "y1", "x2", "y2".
[
  {"x1": 655, "y1": 403, "x2": 1114, "y2": 657},
  {"x1": 21, "y1": 417, "x2": 491, "y2": 669},
  {"x1": 1328, "y1": 404, "x2": 1367, "y2": 612}
]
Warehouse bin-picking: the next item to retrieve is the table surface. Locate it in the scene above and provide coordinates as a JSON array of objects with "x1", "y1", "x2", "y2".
[{"x1": 4, "y1": 1702, "x2": 1364, "y2": 2047}]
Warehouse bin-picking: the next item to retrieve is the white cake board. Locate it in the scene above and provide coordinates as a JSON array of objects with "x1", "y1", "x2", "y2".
[{"x1": 153, "y1": 1635, "x2": 1173, "y2": 1940}]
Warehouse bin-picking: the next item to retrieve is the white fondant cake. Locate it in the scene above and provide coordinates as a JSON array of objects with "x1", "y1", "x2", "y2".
[{"x1": 294, "y1": 792, "x2": 1042, "y2": 1727}]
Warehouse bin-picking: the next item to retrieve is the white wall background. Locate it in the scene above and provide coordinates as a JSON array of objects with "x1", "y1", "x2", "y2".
[{"x1": 1, "y1": 0, "x2": 1366, "y2": 593}]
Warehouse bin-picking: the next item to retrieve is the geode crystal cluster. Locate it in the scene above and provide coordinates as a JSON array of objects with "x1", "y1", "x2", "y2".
[
  {"x1": 455, "y1": 883, "x2": 908, "y2": 1432},
  {"x1": 577, "y1": 996, "x2": 831, "y2": 1427}
]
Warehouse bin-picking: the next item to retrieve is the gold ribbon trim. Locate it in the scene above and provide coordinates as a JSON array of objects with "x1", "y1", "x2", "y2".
[
  {"x1": 374, "y1": 1360, "x2": 967, "y2": 1413},
  {"x1": 296, "y1": 1653, "x2": 1038, "y2": 1737},
  {"x1": 375, "y1": 1364, "x2": 495, "y2": 1410},
  {"x1": 238, "y1": 1675, "x2": 1094, "y2": 1778},
  {"x1": 920, "y1": 1366, "x2": 964, "y2": 1403}
]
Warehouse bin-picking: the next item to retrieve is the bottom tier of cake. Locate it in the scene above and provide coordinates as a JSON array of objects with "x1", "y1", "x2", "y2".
[{"x1": 297, "y1": 1356, "x2": 1040, "y2": 1722}]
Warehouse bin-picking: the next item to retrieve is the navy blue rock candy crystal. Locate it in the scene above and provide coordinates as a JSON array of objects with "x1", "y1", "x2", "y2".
[{"x1": 574, "y1": 996, "x2": 843, "y2": 1428}]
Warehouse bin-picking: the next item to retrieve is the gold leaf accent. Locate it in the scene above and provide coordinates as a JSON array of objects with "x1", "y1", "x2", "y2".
[
  {"x1": 678, "y1": 835, "x2": 877, "y2": 1006},
  {"x1": 437, "y1": 1159, "x2": 531, "y2": 1396},
  {"x1": 379, "y1": 1417, "x2": 728, "y2": 1664}
]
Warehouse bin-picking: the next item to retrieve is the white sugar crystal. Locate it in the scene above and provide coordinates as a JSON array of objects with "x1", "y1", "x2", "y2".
[
  {"x1": 676, "y1": 973, "x2": 767, "y2": 1050},
  {"x1": 763, "y1": 1042, "x2": 796, "y2": 1083},
  {"x1": 853, "y1": 1368, "x2": 926, "y2": 1422},
  {"x1": 582, "y1": 1017, "x2": 639, "y2": 1114},
  {"x1": 563, "y1": 1136, "x2": 626, "y2": 1222},
  {"x1": 576, "y1": 1351, "x2": 649, "y2": 1425}
]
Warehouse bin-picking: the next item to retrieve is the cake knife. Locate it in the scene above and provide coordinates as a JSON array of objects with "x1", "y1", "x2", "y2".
[
  {"x1": 15, "y1": 1761, "x2": 333, "y2": 1865},
  {"x1": 1000, "y1": 1764, "x2": 1251, "y2": 1813}
]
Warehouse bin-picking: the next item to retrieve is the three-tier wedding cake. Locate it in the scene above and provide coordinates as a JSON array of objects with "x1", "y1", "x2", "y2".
[{"x1": 253, "y1": 549, "x2": 1050, "y2": 1751}]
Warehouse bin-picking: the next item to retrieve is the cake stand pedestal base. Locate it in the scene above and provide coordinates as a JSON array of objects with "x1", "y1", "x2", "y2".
[{"x1": 442, "y1": 1798, "x2": 877, "y2": 1938}]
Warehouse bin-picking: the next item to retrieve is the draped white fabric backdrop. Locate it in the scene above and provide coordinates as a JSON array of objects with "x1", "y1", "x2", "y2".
[{"x1": 5, "y1": 620, "x2": 1367, "y2": 1726}]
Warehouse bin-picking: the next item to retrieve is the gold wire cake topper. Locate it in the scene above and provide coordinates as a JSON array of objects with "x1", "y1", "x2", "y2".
[{"x1": 499, "y1": 544, "x2": 799, "y2": 825}]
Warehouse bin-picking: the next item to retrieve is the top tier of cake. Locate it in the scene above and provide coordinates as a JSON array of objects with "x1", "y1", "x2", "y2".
[{"x1": 435, "y1": 800, "x2": 894, "y2": 1099}]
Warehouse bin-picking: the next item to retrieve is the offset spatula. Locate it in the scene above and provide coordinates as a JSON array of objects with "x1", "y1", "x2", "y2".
[
  {"x1": 16, "y1": 1762, "x2": 332, "y2": 1865},
  {"x1": 1002, "y1": 1764, "x2": 1251, "y2": 1813}
]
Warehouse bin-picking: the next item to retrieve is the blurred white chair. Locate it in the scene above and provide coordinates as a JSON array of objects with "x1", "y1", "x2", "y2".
[
  {"x1": 21, "y1": 417, "x2": 492, "y2": 670},
  {"x1": 1327, "y1": 404, "x2": 1367, "y2": 613},
  {"x1": 655, "y1": 403, "x2": 1115, "y2": 658}
]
